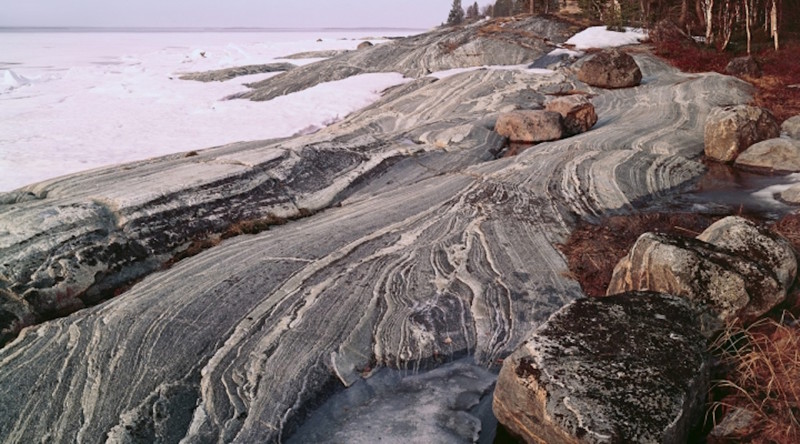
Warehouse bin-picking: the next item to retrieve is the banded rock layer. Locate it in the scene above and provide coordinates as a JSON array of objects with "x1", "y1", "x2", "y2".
[{"x1": 0, "y1": 20, "x2": 753, "y2": 444}]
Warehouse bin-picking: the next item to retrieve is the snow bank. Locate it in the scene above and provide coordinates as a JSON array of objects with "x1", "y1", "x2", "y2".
[
  {"x1": 564, "y1": 26, "x2": 646, "y2": 50},
  {"x1": 1, "y1": 70, "x2": 31, "y2": 92}
]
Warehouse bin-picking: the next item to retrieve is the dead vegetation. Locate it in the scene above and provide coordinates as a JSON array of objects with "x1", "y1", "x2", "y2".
[{"x1": 708, "y1": 314, "x2": 800, "y2": 443}]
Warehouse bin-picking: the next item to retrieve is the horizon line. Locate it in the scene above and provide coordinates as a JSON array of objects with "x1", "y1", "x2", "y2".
[{"x1": 0, "y1": 25, "x2": 430, "y2": 33}]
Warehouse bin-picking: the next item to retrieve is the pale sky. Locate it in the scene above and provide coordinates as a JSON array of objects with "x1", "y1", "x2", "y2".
[{"x1": 0, "y1": 0, "x2": 460, "y2": 29}]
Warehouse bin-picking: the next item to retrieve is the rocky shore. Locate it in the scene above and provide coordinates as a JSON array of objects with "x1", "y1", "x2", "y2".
[{"x1": 0, "y1": 16, "x2": 791, "y2": 443}]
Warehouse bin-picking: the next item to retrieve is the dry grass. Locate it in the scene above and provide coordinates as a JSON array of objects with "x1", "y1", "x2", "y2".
[{"x1": 708, "y1": 314, "x2": 800, "y2": 443}]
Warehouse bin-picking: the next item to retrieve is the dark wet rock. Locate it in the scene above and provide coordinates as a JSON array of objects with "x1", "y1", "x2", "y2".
[
  {"x1": 697, "y1": 216, "x2": 797, "y2": 291},
  {"x1": 529, "y1": 51, "x2": 574, "y2": 70},
  {"x1": 576, "y1": 49, "x2": 642, "y2": 89},
  {"x1": 178, "y1": 63, "x2": 296, "y2": 82},
  {"x1": 781, "y1": 114, "x2": 800, "y2": 140},
  {"x1": 545, "y1": 95, "x2": 597, "y2": 136},
  {"x1": 607, "y1": 230, "x2": 787, "y2": 334},
  {"x1": 495, "y1": 110, "x2": 563, "y2": 142},
  {"x1": 357, "y1": 41, "x2": 373, "y2": 50},
  {"x1": 704, "y1": 105, "x2": 780, "y2": 163},
  {"x1": 493, "y1": 292, "x2": 709, "y2": 444},
  {"x1": 0, "y1": 20, "x2": 756, "y2": 442},
  {"x1": 735, "y1": 137, "x2": 800, "y2": 172},
  {"x1": 725, "y1": 56, "x2": 762, "y2": 78}
]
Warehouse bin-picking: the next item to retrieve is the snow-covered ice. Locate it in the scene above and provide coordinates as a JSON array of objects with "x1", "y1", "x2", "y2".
[{"x1": 0, "y1": 30, "x2": 416, "y2": 191}]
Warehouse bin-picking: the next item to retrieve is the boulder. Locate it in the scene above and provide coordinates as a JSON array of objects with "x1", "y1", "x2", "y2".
[
  {"x1": 779, "y1": 183, "x2": 800, "y2": 205},
  {"x1": 782, "y1": 114, "x2": 800, "y2": 140},
  {"x1": 697, "y1": 216, "x2": 797, "y2": 291},
  {"x1": 607, "y1": 232, "x2": 785, "y2": 333},
  {"x1": 734, "y1": 137, "x2": 800, "y2": 172},
  {"x1": 725, "y1": 56, "x2": 762, "y2": 78},
  {"x1": 708, "y1": 407, "x2": 758, "y2": 441},
  {"x1": 704, "y1": 105, "x2": 780, "y2": 163},
  {"x1": 495, "y1": 110, "x2": 564, "y2": 142},
  {"x1": 493, "y1": 292, "x2": 709, "y2": 444},
  {"x1": 545, "y1": 95, "x2": 598, "y2": 136},
  {"x1": 357, "y1": 41, "x2": 373, "y2": 50},
  {"x1": 576, "y1": 49, "x2": 642, "y2": 89}
]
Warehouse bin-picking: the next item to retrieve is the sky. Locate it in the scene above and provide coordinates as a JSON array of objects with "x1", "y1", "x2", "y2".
[{"x1": 0, "y1": 0, "x2": 457, "y2": 29}]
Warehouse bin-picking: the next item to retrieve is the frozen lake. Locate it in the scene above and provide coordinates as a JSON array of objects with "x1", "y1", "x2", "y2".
[{"x1": 0, "y1": 28, "x2": 421, "y2": 191}]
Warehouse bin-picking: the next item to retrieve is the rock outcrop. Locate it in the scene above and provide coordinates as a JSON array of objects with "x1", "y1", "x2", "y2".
[
  {"x1": 704, "y1": 105, "x2": 780, "y2": 162},
  {"x1": 495, "y1": 110, "x2": 564, "y2": 142},
  {"x1": 493, "y1": 292, "x2": 709, "y2": 444},
  {"x1": 178, "y1": 63, "x2": 296, "y2": 82},
  {"x1": 576, "y1": 48, "x2": 642, "y2": 88},
  {"x1": 0, "y1": 17, "x2": 756, "y2": 443},
  {"x1": 234, "y1": 17, "x2": 573, "y2": 101},
  {"x1": 545, "y1": 95, "x2": 597, "y2": 136},
  {"x1": 734, "y1": 137, "x2": 800, "y2": 172},
  {"x1": 781, "y1": 114, "x2": 800, "y2": 140},
  {"x1": 357, "y1": 41, "x2": 373, "y2": 50},
  {"x1": 607, "y1": 216, "x2": 795, "y2": 333}
]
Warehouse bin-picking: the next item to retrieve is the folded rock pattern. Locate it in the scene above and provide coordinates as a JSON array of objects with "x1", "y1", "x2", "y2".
[{"x1": 0, "y1": 26, "x2": 753, "y2": 443}]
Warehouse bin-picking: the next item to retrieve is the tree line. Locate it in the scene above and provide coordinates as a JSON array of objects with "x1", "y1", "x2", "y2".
[{"x1": 446, "y1": 0, "x2": 799, "y2": 52}]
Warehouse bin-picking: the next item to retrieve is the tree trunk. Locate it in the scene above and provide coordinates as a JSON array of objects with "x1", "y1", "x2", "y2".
[
  {"x1": 744, "y1": 0, "x2": 751, "y2": 54},
  {"x1": 771, "y1": 0, "x2": 779, "y2": 50},
  {"x1": 703, "y1": 0, "x2": 714, "y2": 45},
  {"x1": 680, "y1": 0, "x2": 689, "y2": 26}
]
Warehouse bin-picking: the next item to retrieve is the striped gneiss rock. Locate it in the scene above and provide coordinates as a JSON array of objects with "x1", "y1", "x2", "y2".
[{"x1": 0, "y1": 16, "x2": 755, "y2": 443}]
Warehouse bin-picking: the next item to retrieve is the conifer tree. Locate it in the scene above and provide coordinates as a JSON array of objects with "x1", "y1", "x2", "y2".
[
  {"x1": 494, "y1": 0, "x2": 514, "y2": 16},
  {"x1": 447, "y1": 0, "x2": 466, "y2": 25}
]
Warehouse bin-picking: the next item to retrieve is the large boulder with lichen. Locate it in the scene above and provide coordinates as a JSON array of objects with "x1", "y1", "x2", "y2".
[
  {"x1": 545, "y1": 95, "x2": 598, "y2": 136},
  {"x1": 493, "y1": 292, "x2": 709, "y2": 444},
  {"x1": 607, "y1": 216, "x2": 795, "y2": 334},
  {"x1": 704, "y1": 105, "x2": 780, "y2": 163},
  {"x1": 576, "y1": 49, "x2": 642, "y2": 89},
  {"x1": 495, "y1": 110, "x2": 564, "y2": 142}
]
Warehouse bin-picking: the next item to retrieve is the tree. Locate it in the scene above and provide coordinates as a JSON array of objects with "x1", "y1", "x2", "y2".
[
  {"x1": 494, "y1": 0, "x2": 514, "y2": 16},
  {"x1": 466, "y1": 1, "x2": 480, "y2": 20},
  {"x1": 481, "y1": 3, "x2": 495, "y2": 16},
  {"x1": 447, "y1": 0, "x2": 465, "y2": 25}
]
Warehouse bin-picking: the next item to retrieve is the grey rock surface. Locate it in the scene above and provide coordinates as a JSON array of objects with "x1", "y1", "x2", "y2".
[
  {"x1": 545, "y1": 94, "x2": 597, "y2": 136},
  {"x1": 178, "y1": 63, "x2": 296, "y2": 82},
  {"x1": 493, "y1": 292, "x2": 710, "y2": 444},
  {"x1": 697, "y1": 216, "x2": 797, "y2": 291},
  {"x1": 495, "y1": 110, "x2": 564, "y2": 142},
  {"x1": 576, "y1": 48, "x2": 642, "y2": 88},
  {"x1": 734, "y1": 137, "x2": 800, "y2": 172},
  {"x1": 704, "y1": 105, "x2": 780, "y2": 163},
  {"x1": 233, "y1": 16, "x2": 574, "y2": 101},
  {"x1": 607, "y1": 231, "x2": 786, "y2": 333},
  {"x1": 0, "y1": 19, "x2": 754, "y2": 443},
  {"x1": 783, "y1": 115, "x2": 800, "y2": 139},
  {"x1": 279, "y1": 49, "x2": 352, "y2": 59}
]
